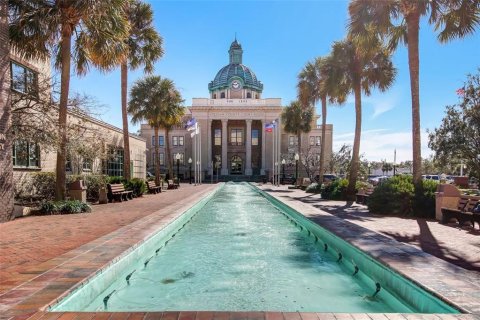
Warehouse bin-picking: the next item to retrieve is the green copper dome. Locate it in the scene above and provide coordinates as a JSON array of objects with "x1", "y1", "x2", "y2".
[{"x1": 208, "y1": 40, "x2": 263, "y2": 93}]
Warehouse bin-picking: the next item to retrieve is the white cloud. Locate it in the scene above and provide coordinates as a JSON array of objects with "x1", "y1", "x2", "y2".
[
  {"x1": 341, "y1": 90, "x2": 399, "y2": 119},
  {"x1": 333, "y1": 129, "x2": 432, "y2": 162}
]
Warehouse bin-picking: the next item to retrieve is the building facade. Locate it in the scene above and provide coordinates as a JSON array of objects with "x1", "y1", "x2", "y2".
[
  {"x1": 140, "y1": 40, "x2": 333, "y2": 180},
  {"x1": 0, "y1": 2, "x2": 14, "y2": 222}
]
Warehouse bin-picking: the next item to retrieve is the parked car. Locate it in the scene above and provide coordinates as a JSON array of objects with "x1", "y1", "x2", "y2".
[
  {"x1": 369, "y1": 175, "x2": 390, "y2": 186},
  {"x1": 314, "y1": 174, "x2": 338, "y2": 183}
]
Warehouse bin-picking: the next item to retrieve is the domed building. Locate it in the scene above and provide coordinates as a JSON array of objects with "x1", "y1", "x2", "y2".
[{"x1": 140, "y1": 39, "x2": 333, "y2": 180}]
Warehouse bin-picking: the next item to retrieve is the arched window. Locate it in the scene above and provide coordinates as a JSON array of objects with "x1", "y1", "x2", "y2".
[
  {"x1": 221, "y1": 92, "x2": 225, "y2": 99},
  {"x1": 246, "y1": 92, "x2": 251, "y2": 98}
]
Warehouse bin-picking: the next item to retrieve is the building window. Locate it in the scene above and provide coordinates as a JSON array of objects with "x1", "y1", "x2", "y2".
[
  {"x1": 213, "y1": 93, "x2": 216, "y2": 99},
  {"x1": 289, "y1": 136, "x2": 297, "y2": 146},
  {"x1": 159, "y1": 135, "x2": 164, "y2": 146},
  {"x1": 11, "y1": 62, "x2": 37, "y2": 95},
  {"x1": 247, "y1": 92, "x2": 252, "y2": 98},
  {"x1": 151, "y1": 136, "x2": 156, "y2": 146},
  {"x1": 173, "y1": 152, "x2": 184, "y2": 165},
  {"x1": 221, "y1": 92, "x2": 225, "y2": 99},
  {"x1": 230, "y1": 128, "x2": 243, "y2": 146},
  {"x1": 252, "y1": 129, "x2": 259, "y2": 146},
  {"x1": 172, "y1": 136, "x2": 184, "y2": 146},
  {"x1": 152, "y1": 152, "x2": 165, "y2": 166},
  {"x1": 309, "y1": 136, "x2": 315, "y2": 146},
  {"x1": 82, "y1": 159, "x2": 92, "y2": 171},
  {"x1": 316, "y1": 136, "x2": 321, "y2": 146},
  {"x1": 12, "y1": 140, "x2": 40, "y2": 168},
  {"x1": 214, "y1": 129, "x2": 221, "y2": 146},
  {"x1": 103, "y1": 147, "x2": 124, "y2": 177}
]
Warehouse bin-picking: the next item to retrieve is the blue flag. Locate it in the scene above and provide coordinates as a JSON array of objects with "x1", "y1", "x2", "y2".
[{"x1": 185, "y1": 117, "x2": 197, "y2": 130}]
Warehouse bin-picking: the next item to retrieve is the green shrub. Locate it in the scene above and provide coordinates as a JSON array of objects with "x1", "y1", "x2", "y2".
[
  {"x1": 305, "y1": 182, "x2": 322, "y2": 194},
  {"x1": 107, "y1": 176, "x2": 126, "y2": 184},
  {"x1": 38, "y1": 200, "x2": 91, "y2": 215},
  {"x1": 368, "y1": 175, "x2": 437, "y2": 218},
  {"x1": 125, "y1": 178, "x2": 147, "y2": 197},
  {"x1": 31, "y1": 172, "x2": 56, "y2": 201},
  {"x1": 321, "y1": 178, "x2": 349, "y2": 200},
  {"x1": 84, "y1": 175, "x2": 108, "y2": 201}
]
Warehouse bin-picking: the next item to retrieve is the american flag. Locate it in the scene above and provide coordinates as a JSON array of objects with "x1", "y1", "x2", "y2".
[
  {"x1": 456, "y1": 88, "x2": 465, "y2": 96},
  {"x1": 265, "y1": 123, "x2": 274, "y2": 132}
]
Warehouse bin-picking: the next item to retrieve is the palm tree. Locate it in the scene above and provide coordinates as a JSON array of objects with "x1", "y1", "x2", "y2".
[
  {"x1": 120, "y1": 0, "x2": 163, "y2": 181},
  {"x1": 298, "y1": 57, "x2": 344, "y2": 185},
  {"x1": 128, "y1": 76, "x2": 184, "y2": 185},
  {"x1": 9, "y1": 0, "x2": 129, "y2": 200},
  {"x1": 323, "y1": 38, "x2": 396, "y2": 200},
  {"x1": 281, "y1": 100, "x2": 314, "y2": 176},
  {"x1": 349, "y1": 0, "x2": 480, "y2": 192}
]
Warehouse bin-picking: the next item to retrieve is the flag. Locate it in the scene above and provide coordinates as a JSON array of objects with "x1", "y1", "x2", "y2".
[
  {"x1": 456, "y1": 88, "x2": 465, "y2": 96},
  {"x1": 190, "y1": 123, "x2": 199, "y2": 137},
  {"x1": 265, "y1": 123, "x2": 274, "y2": 132},
  {"x1": 185, "y1": 117, "x2": 197, "y2": 130}
]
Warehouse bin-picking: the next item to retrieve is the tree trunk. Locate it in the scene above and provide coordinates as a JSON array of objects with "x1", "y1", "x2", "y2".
[
  {"x1": 154, "y1": 126, "x2": 160, "y2": 186},
  {"x1": 406, "y1": 12, "x2": 422, "y2": 192},
  {"x1": 121, "y1": 63, "x2": 131, "y2": 181},
  {"x1": 55, "y1": 27, "x2": 72, "y2": 201},
  {"x1": 165, "y1": 128, "x2": 173, "y2": 178},
  {"x1": 346, "y1": 80, "x2": 362, "y2": 200},
  {"x1": 318, "y1": 96, "x2": 327, "y2": 185}
]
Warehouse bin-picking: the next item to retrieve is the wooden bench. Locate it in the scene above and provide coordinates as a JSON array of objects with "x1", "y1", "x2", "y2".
[
  {"x1": 107, "y1": 183, "x2": 133, "y2": 202},
  {"x1": 356, "y1": 188, "x2": 374, "y2": 205},
  {"x1": 147, "y1": 180, "x2": 162, "y2": 194},
  {"x1": 167, "y1": 179, "x2": 178, "y2": 190},
  {"x1": 441, "y1": 197, "x2": 480, "y2": 228}
]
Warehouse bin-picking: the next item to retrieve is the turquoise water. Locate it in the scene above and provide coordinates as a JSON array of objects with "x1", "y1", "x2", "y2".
[{"x1": 53, "y1": 183, "x2": 458, "y2": 313}]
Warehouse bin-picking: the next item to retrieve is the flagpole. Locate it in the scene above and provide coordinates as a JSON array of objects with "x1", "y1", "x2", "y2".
[
  {"x1": 272, "y1": 120, "x2": 275, "y2": 186},
  {"x1": 199, "y1": 125, "x2": 202, "y2": 184},
  {"x1": 277, "y1": 120, "x2": 280, "y2": 186}
]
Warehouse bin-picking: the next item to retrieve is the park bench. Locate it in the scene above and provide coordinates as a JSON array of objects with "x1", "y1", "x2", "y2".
[
  {"x1": 107, "y1": 183, "x2": 133, "y2": 202},
  {"x1": 441, "y1": 196, "x2": 480, "y2": 228},
  {"x1": 356, "y1": 187, "x2": 375, "y2": 205},
  {"x1": 167, "y1": 179, "x2": 178, "y2": 190},
  {"x1": 147, "y1": 180, "x2": 162, "y2": 194}
]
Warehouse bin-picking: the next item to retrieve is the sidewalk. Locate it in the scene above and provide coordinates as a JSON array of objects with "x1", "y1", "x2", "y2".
[
  {"x1": 0, "y1": 184, "x2": 217, "y2": 295},
  {"x1": 258, "y1": 185, "x2": 480, "y2": 272}
]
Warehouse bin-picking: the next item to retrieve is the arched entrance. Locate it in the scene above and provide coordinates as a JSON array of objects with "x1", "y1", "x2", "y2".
[{"x1": 230, "y1": 155, "x2": 243, "y2": 175}]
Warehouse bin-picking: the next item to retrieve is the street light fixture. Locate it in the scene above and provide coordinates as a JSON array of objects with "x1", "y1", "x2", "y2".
[
  {"x1": 188, "y1": 157, "x2": 192, "y2": 184},
  {"x1": 367, "y1": 162, "x2": 371, "y2": 175},
  {"x1": 294, "y1": 153, "x2": 299, "y2": 185},
  {"x1": 175, "y1": 153, "x2": 181, "y2": 184},
  {"x1": 281, "y1": 159, "x2": 286, "y2": 185}
]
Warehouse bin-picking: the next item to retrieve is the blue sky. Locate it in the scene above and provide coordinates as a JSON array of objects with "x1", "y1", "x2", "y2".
[{"x1": 69, "y1": 0, "x2": 480, "y2": 162}]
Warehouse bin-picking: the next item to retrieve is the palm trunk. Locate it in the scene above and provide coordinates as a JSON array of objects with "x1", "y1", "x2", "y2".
[
  {"x1": 154, "y1": 127, "x2": 160, "y2": 186},
  {"x1": 347, "y1": 80, "x2": 362, "y2": 200},
  {"x1": 165, "y1": 128, "x2": 173, "y2": 178},
  {"x1": 406, "y1": 12, "x2": 422, "y2": 192},
  {"x1": 318, "y1": 96, "x2": 327, "y2": 185},
  {"x1": 55, "y1": 28, "x2": 72, "y2": 201},
  {"x1": 121, "y1": 63, "x2": 131, "y2": 181}
]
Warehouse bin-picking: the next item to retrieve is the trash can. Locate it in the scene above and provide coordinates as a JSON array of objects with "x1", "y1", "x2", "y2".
[{"x1": 69, "y1": 180, "x2": 87, "y2": 203}]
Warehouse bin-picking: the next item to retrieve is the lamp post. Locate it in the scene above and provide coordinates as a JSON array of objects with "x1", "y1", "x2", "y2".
[
  {"x1": 294, "y1": 153, "x2": 299, "y2": 185},
  {"x1": 274, "y1": 162, "x2": 278, "y2": 186},
  {"x1": 175, "y1": 153, "x2": 181, "y2": 184},
  {"x1": 368, "y1": 162, "x2": 371, "y2": 175},
  {"x1": 188, "y1": 157, "x2": 192, "y2": 184},
  {"x1": 281, "y1": 159, "x2": 286, "y2": 185}
]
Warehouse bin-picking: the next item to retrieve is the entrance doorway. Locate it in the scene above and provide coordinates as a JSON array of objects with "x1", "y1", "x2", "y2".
[{"x1": 230, "y1": 156, "x2": 243, "y2": 175}]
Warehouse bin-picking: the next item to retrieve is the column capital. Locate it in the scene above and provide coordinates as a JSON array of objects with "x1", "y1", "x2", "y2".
[{"x1": 245, "y1": 119, "x2": 253, "y2": 124}]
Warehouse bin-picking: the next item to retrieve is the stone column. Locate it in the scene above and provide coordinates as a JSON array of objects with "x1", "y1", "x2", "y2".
[
  {"x1": 221, "y1": 119, "x2": 228, "y2": 175},
  {"x1": 0, "y1": 1, "x2": 14, "y2": 222},
  {"x1": 207, "y1": 119, "x2": 212, "y2": 175},
  {"x1": 245, "y1": 119, "x2": 252, "y2": 175},
  {"x1": 261, "y1": 119, "x2": 266, "y2": 175}
]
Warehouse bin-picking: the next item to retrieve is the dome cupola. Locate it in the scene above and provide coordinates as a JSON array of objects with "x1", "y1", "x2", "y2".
[{"x1": 208, "y1": 39, "x2": 263, "y2": 99}]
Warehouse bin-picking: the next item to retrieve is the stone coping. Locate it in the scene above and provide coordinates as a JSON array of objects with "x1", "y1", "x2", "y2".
[
  {"x1": 259, "y1": 186, "x2": 480, "y2": 317},
  {"x1": 1, "y1": 183, "x2": 479, "y2": 320}
]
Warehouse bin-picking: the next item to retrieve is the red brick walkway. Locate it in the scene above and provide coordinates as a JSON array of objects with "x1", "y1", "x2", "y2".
[{"x1": 0, "y1": 184, "x2": 216, "y2": 295}]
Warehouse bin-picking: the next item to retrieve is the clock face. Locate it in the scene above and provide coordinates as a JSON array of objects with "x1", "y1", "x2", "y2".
[{"x1": 231, "y1": 80, "x2": 242, "y2": 90}]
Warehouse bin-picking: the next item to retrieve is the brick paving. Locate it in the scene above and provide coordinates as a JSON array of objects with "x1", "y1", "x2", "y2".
[
  {"x1": 258, "y1": 185, "x2": 480, "y2": 272},
  {"x1": 0, "y1": 184, "x2": 216, "y2": 295}
]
